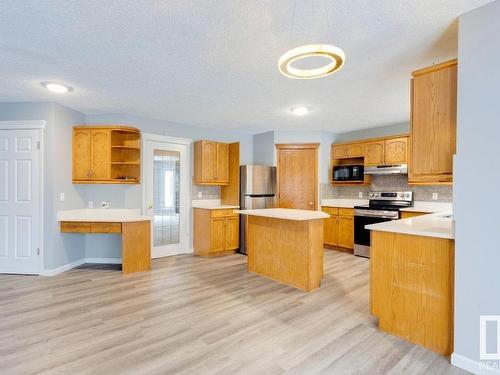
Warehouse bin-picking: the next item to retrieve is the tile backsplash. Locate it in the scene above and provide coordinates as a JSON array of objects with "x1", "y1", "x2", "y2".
[
  {"x1": 192, "y1": 184, "x2": 220, "y2": 200},
  {"x1": 321, "y1": 175, "x2": 452, "y2": 202}
]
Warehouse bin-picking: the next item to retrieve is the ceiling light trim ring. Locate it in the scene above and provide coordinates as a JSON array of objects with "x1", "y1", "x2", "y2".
[{"x1": 279, "y1": 44, "x2": 345, "y2": 79}]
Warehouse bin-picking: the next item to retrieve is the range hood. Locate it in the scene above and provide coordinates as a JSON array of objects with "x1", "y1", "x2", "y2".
[{"x1": 364, "y1": 164, "x2": 408, "y2": 175}]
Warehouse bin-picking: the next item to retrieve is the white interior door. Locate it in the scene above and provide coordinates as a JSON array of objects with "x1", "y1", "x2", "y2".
[
  {"x1": 0, "y1": 129, "x2": 42, "y2": 274},
  {"x1": 144, "y1": 138, "x2": 190, "y2": 258}
]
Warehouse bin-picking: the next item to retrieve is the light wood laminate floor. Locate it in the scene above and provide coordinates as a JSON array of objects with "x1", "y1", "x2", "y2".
[{"x1": 0, "y1": 250, "x2": 468, "y2": 375}]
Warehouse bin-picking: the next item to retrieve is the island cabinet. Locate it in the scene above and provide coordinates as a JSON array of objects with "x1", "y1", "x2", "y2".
[
  {"x1": 193, "y1": 208, "x2": 239, "y2": 257},
  {"x1": 73, "y1": 126, "x2": 141, "y2": 184},
  {"x1": 409, "y1": 59, "x2": 457, "y2": 184},
  {"x1": 322, "y1": 207, "x2": 354, "y2": 252},
  {"x1": 371, "y1": 230, "x2": 455, "y2": 355},
  {"x1": 194, "y1": 140, "x2": 229, "y2": 185}
]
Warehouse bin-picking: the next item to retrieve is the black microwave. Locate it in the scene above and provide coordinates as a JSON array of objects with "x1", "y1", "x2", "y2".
[{"x1": 333, "y1": 165, "x2": 364, "y2": 181}]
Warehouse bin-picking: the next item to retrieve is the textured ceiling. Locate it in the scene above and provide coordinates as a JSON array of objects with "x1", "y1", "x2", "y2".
[{"x1": 0, "y1": 0, "x2": 491, "y2": 133}]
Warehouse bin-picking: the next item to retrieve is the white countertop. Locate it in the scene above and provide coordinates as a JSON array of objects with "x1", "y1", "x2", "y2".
[
  {"x1": 237, "y1": 208, "x2": 330, "y2": 221},
  {"x1": 366, "y1": 211, "x2": 454, "y2": 239},
  {"x1": 400, "y1": 201, "x2": 453, "y2": 213},
  {"x1": 320, "y1": 199, "x2": 368, "y2": 208},
  {"x1": 191, "y1": 199, "x2": 239, "y2": 210},
  {"x1": 57, "y1": 209, "x2": 151, "y2": 222}
]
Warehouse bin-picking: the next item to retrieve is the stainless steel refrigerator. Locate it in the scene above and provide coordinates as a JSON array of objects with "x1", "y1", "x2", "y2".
[{"x1": 239, "y1": 165, "x2": 276, "y2": 254}]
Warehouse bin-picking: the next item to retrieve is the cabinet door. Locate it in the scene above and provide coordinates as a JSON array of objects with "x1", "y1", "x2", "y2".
[
  {"x1": 347, "y1": 143, "x2": 364, "y2": 158},
  {"x1": 410, "y1": 64, "x2": 457, "y2": 183},
  {"x1": 332, "y1": 145, "x2": 348, "y2": 159},
  {"x1": 225, "y1": 216, "x2": 239, "y2": 250},
  {"x1": 338, "y1": 216, "x2": 354, "y2": 249},
  {"x1": 364, "y1": 141, "x2": 385, "y2": 166},
  {"x1": 323, "y1": 213, "x2": 339, "y2": 246},
  {"x1": 385, "y1": 137, "x2": 408, "y2": 164},
  {"x1": 90, "y1": 129, "x2": 110, "y2": 180},
  {"x1": 210, "y1": 218, "x2": 226, "y2": 253},
  {"x1": 216, "y1": 143, "x2": 229, "y2": 183},
  {"x1": 202, "y1": 141, "x2": 217, "y2": 182},
  {"x1": 73, "y1": 129, "x2": 91, "y2": 180}
]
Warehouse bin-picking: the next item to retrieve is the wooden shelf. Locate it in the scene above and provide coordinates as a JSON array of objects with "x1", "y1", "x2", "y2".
[
  {"x1": 111, "y1": 161, "x2": 140, "y2": 165},
  {"x1": 73, "y1": 179, "x2": 139, "y2": 184},
  {"x1": 111, "y1": 145, "x2": 140, "y2": 150}
]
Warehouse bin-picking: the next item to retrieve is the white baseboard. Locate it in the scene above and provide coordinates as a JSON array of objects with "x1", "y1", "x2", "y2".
[
  {"x1": 40, "y1": 258, "x2": 122, "y2": 276},
  {"x1": 451, "y1": 353, "x2": 500, "y2": 375},
  {"x1": 40, "y1": 258, "x2": 86, "y2": 276},
  {"x1": 84, "y1": 257, "x2": 122, "y2": 264}
]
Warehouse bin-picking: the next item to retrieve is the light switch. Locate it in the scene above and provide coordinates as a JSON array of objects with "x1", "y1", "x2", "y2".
[
  {"x1": 88, "y1": 201, "x2": 94, "y2": 208},
  {"x1": 358, "y1": 192, "x2": 363, "y2": 198},
  {"x1": 432, "y1": 193, "x2": 439, "y2": 200},
  {"x1": 197, "y1": 191, "x2": 203, "y2": 198},
  {"x1": 59, "y1": 193, "x2": 65, "y2": 202}
]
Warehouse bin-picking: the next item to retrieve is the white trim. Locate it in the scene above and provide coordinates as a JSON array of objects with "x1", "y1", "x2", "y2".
[
  {"x1": 84, "y1": 258, "x2": 122, "y2": 264},
  {"x1": 0, "y1": 120, "x2": 46, "y2": 129},
  {"x1": 451, "y1": 352, "x2": 500, "y2": 375},
  {"x1": 40, "y1": 259, "x2": 86, "y2": 276},
  {"x1": 142, "y1": 132, "x2": 192, "y2": 145}
]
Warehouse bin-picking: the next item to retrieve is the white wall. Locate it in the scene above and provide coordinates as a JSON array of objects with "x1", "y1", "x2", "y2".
[
  {"x1": 252, "y1": 131, "x2": 275, "y2": 165},
  {"x1": 335, "y1": 122, "x2": 409, "y2": 142},
  {"x1": 453, "y1": 1, "x2": 500, "y2": 373}
]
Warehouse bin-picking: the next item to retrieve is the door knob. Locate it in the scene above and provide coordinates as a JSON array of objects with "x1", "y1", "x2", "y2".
[
  {"x1": 147, "y1": 203, "x2": 153, "y2": 209},
  {"x1": 309, "y1": 201, "x2": 313, "y2": 206}
]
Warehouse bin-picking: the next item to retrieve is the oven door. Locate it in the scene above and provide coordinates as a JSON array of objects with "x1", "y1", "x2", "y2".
[{"x1": 354, "y1": 215, "x2": 394, "y2": 257}]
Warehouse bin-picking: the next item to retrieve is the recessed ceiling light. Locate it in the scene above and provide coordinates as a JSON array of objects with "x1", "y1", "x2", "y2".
[
  {"x1": 41, "y1": 82, "x2": 73, "y2": 93},
  {"x1": 290, "y1": 106, "x2": 309, "y2": 116}
]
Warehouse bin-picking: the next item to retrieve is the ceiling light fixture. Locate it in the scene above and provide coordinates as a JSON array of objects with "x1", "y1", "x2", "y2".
[
  {"x1": 41, "y1": 82, "x2": 73, "y2": 93},
  {"x1": 290, "y1": 106, "x2": 309, "y2": 116},
  {"x1": 279, "y1": 44, "x2": 345, "y2": 80}
]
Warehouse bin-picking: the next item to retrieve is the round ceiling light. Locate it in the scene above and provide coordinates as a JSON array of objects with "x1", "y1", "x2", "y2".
[
  {"x1": 41, "y1": 82, "x2": 73, "y2": 93},
  {"x1": 279, "y1": 44, "x2": 345, "y2": 79},
  {"x1": 290, "y1": 106, "x2": 309, "y2": 116}
]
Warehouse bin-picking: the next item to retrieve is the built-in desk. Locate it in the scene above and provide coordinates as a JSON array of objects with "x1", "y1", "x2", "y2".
[{"x1": 58, "y1": 209, "x2": 151, "y2": 274}]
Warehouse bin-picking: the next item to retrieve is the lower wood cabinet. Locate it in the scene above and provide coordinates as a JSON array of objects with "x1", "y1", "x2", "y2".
[
  {"x1": 322, "y1": 207, "x2": 354, "y2": 251},
  {"x1": 194, "y1": 208, "x2": 239, "y2": 257}
]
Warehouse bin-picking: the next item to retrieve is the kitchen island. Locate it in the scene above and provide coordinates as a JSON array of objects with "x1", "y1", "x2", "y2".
[
  {"x1": 238, "y1": 208, "x2": 329, "y2": 292},
  {"x1": 367, "y1": 211, "x2": 454, "y2": 355}
]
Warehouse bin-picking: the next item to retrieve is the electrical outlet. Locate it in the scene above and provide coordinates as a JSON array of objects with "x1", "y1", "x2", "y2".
[
  {"x1": 432, "y1": 193, "x2": 439, "y2": 201},
  {"x1": 100, "y1": 201, "x2": 110, "y2": 209},
  {"x1": 88, "y1": 201, "x2": 94, "y2": 209},
  {"x1": 358, "y1": 192, "x2": 363, "y2": 198},
  {"x1": 59, "y1": 192, "x2": 65, "y2": 202},
  {"x1": 197, "y1": 191, "x2": 203, "y2": 199}
]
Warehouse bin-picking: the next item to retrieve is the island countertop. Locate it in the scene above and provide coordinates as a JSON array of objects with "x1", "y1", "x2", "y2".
[
  {"x1": 237, "y1": 208, "x2": 329, "y2": 221},
  {"x1": 366, "y1": 211, "x2": 454, "y2": 239}
]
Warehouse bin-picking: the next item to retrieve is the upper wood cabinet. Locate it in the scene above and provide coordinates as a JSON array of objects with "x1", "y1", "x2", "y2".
[
  {"x1": 384, "y1": 137, "x2": 408, "y2": 164},
  {"x1": 73, "y1": 126, "x2": 141, "y2": 184},
  {"x1": 194, "y1": 140, "x2": 229, "y2": 185},
  {"x1": 332, "y1": 143, "x2": 364, "y2": 159},
  {"x1": 364, "y1": 141, "x2": 385, "y2": 166},
  {"x1": 409, "y1": 60, "x2": 457, "y2": 184}
]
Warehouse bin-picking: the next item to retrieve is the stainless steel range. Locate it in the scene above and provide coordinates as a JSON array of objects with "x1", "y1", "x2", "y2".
[{"x1": 353, "y1": 191, "x2": 413, "y2": 258}]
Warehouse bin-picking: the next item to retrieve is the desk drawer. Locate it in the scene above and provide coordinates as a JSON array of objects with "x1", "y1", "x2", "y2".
[
  {"x1": 91, "y1": 223, "x2": 122, "y2": 233},
  {"x1": 60, "y1": 222, "x2": 91, "y2": 233},
  {"x1": 211, "y1": 209, "x2": 238, "y2": 218}
]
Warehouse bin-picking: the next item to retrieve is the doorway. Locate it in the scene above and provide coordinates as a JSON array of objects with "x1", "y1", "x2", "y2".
[
  {"x1": 143, "y1": 134, "x2": 191, "y2": 258},
  {"x1": 0, "y1": 124, "x2": 44, "y2": 274},
  {"x1": 276, "y1": 143, "x2": 319, "y2": 210}
]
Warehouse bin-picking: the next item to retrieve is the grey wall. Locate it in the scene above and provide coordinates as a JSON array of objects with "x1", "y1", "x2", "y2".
[
  {"x1": 454, "y1": 0, "x2": 500, "y2": 368},
  {"x1": 0, "y1": 102, "x2": 87, "y2": 270},
  {"x1": 252, "y1": 131, "x2": 275, "y2": 165},
  {"x1": 336, "y1": 122, "x2": 409, "y2": 142}
]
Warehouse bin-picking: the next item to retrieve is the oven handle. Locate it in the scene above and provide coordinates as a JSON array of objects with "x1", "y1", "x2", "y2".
[{"x1": 354, "y1": 210, "x2": 399, "y2": 219}]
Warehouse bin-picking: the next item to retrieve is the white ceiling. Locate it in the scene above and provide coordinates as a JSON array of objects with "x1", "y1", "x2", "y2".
[{"x1": 0, "y1": 0, "x2": 491, "y2": 133}]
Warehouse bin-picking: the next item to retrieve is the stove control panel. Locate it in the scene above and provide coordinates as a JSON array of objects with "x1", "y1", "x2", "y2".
[{"x1": 368, "y1": 191, "x2": 413, "y2": 202}]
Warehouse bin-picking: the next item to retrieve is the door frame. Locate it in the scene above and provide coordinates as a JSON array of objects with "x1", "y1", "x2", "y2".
[
  {"x1": 141, "y1": 133, "x2": 192, "y2": 258},
  {"x1": 0, "y1": 120, "x2": 46, "y2": 275},
  {"x1": 275, "y1": 143, "x2": 319, "y2": 210}
]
